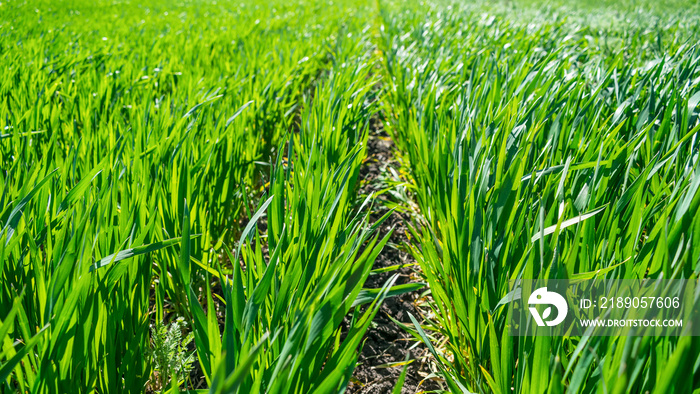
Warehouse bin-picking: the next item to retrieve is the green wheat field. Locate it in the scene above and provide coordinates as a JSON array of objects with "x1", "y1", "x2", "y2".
[{"x1": 1, "y1": 0, "x2": 700, "y2": 392}]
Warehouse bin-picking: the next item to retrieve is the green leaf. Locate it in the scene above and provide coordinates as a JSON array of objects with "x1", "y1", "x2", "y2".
[
  {"x1": 91, "y1": 236, "x2": 195, "y2": 271},
  {"x1": 531, "y1": 206, "x2": 607, "y2": 243}
]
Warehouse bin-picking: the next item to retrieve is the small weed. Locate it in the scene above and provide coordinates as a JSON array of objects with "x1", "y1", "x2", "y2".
[{"x1": 148, "y1": 317, "x2": 195, "y2": 393}]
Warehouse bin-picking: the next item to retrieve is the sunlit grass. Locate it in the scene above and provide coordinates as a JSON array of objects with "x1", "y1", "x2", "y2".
[
  {"x1": 2, "y1": 0, "x2": 699, "y2": 392},
  {"x1": 0, "y1": 0, "x2": 393, "y2": 392},
  {"x1": 379, "y1": 0, "x2": 700, "y2": 392}
]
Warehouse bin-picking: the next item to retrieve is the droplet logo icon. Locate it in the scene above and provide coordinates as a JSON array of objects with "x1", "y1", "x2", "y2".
[{"x1": 528, "y1": 287, "x2": 568, "y2": 327}]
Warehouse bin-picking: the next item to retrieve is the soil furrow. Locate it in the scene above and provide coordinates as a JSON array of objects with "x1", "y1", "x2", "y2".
[{"x1": 347, "y1": 115, "x2": 441, "y2": 394}]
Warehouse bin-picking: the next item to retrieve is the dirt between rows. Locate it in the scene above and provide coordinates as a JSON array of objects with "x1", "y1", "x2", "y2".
[{"x1": 345, "y1": 118, "x2": 441, "y2": 394}]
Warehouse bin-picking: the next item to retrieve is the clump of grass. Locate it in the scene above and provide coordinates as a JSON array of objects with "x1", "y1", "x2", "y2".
[
  {"x1": 378, "y1": 0, "x2": 700, "y2": 393},
  {"x1": 0, "y1": 0, "x2": 392, "y2": 392}
]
